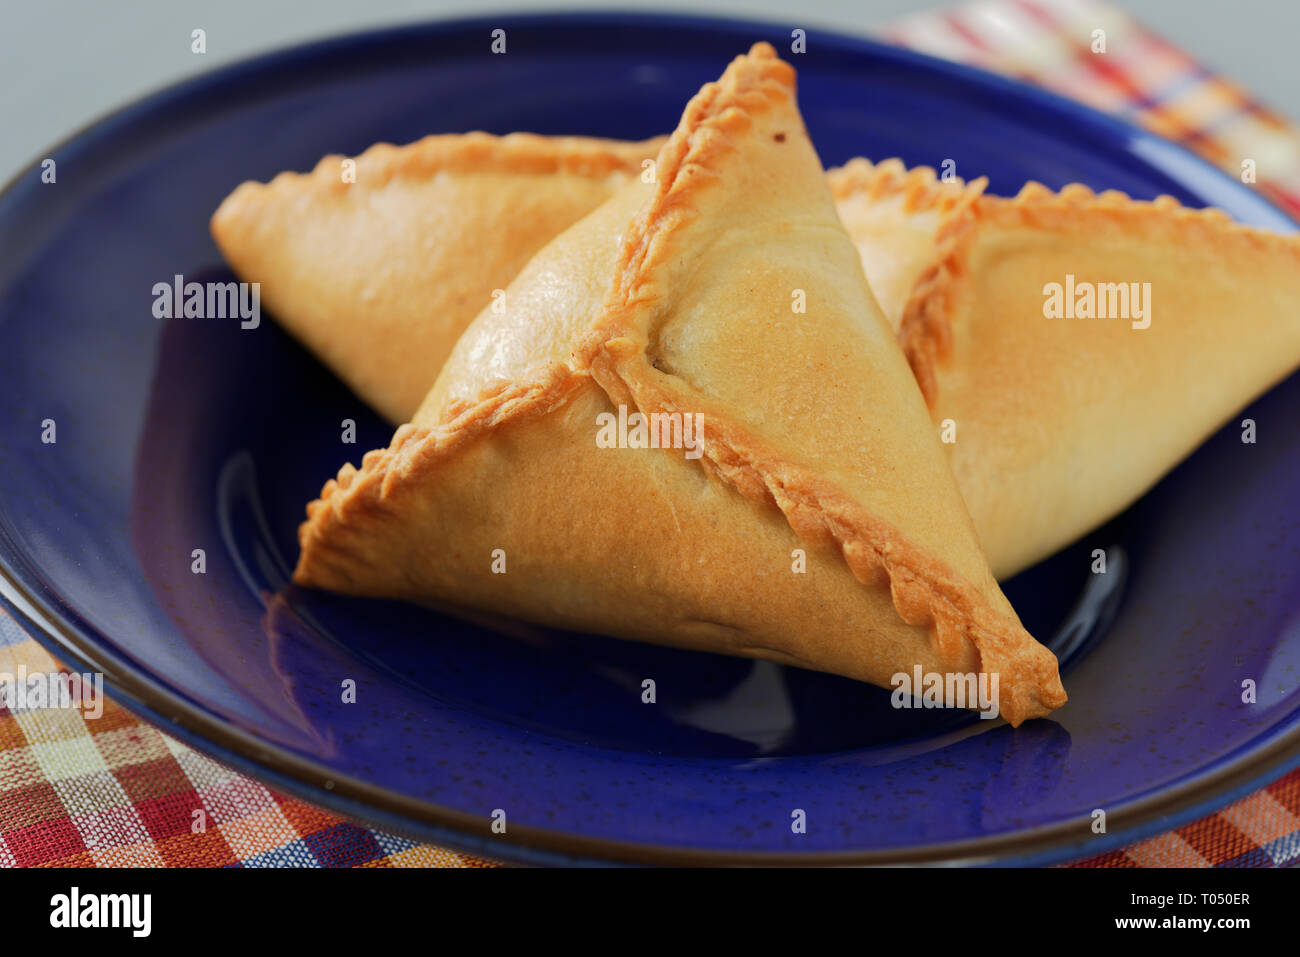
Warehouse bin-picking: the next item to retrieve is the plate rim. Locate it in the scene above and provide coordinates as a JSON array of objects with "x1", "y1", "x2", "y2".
[
  {"x1": 2, "y1": 9, "x2": 1298, "y2": 867},
  {"x1": 6, "y1": 567, "x2": 1300, "y2": 867}
]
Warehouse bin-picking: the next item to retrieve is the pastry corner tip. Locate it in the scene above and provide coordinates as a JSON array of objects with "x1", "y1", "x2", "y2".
[{"x1": 999, "y1": 652, "x2": 1068, "y2": 727}]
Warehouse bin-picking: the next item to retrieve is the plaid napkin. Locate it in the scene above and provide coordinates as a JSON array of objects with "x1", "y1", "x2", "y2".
[
  {"x1": 3, "y1": 0, "x2": 1299, "y2": 868},
  {"x1": 884, "y1": 0, "x2": 1300, "y2": 218}
]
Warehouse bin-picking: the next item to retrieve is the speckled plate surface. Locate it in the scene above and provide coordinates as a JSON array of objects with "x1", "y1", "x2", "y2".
[{"x1": 1, "y1": 13, "x2": 1298, "y2": 865}]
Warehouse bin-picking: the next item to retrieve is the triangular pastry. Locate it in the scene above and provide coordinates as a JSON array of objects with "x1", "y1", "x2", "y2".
[
  {"x1": 900, "y1": 182, "x2": 1300, "y2": 577},
  {"x1": 211, "y1": 132, "x2": 663, "y2": 422},
  {"x1": 292, "y1": 44, "x2": 1067, "y2": 725}
]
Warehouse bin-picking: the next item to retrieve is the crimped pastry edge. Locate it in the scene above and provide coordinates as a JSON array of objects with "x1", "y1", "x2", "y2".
[
  {"x1": 827, "y1": 155, "x2": 988, "y2": 215},
  {"x1": 211, "y1": 130, "x2": 667, "y2": 227}
]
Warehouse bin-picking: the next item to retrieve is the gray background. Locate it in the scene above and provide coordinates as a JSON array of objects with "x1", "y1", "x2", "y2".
[{"x1": 2, "y1": 0, "x2": 1297, "y2": 184}]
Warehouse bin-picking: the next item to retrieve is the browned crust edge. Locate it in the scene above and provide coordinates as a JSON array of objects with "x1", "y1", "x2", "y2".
[
  {"x1": 210, "y1": 131, "x2": 667, "y2": 235},
  {"x1": 827, "y1": 156, "x2": 987, "y2": 215}
]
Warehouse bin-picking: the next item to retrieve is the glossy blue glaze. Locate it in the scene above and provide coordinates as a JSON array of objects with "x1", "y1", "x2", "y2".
[{"x1": 0, "y1": 13, "x2": 1297, "y2": 865}]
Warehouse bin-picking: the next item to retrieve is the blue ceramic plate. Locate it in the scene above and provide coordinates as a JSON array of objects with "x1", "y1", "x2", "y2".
[{"x1": 1, "y1": 13, "x2": 1298, "y2": 866}]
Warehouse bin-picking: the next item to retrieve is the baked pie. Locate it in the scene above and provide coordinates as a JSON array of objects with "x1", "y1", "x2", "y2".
[
  {"x1": 291, "y1": 44, "x2": 1068, "y2": 725},
  {"x1": 895, "y1": 180, "x2": 1300, "y2": 576},
  {"x1": 211, "y1": 132, "x2": 662, "y2": 423}
]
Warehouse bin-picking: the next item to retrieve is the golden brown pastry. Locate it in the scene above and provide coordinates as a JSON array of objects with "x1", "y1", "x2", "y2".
[
  {"x1": 211, "y1": 132, "x2": 663, "y2": 422},
  {"x1": 293, "y1": 44, "x2": 1066, "y2": 725},
  {"x1": 899, "y1": 182, "x2": 1300, "y2": 577}
]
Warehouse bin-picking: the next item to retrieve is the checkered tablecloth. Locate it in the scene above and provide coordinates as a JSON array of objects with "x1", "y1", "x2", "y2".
[{"x1": 3, "y1": 0, "x2": 1299, "y2": 868}]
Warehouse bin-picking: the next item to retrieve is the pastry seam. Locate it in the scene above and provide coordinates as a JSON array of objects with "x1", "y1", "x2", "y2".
[
  {"x1": 214, "y1": 131, "x2": 667, "y2": 211},
  {"x1": 574, "y1": 44, "x2": 1064, "y2": 724},
  {"x1": 898, "y1": 181, "x2": 1300, "y2": 406},
  {"x1": 827, "y1": 156, "x2": 988, "y2": 216}
]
